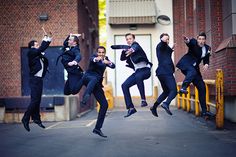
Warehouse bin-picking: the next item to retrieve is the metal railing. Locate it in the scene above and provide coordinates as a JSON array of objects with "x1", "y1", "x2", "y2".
[{"x1": 177, "y1": 69, "x2": 224, "y2": 129}]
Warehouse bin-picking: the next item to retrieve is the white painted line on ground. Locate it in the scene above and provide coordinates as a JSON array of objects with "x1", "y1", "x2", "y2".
[
  {"x1": 48, "y1": 126, "x2": 87, "y2": 129},
  {"x1": 86, "y1": 119, "x2": 97, "y2": 127},
  {"x1": 45, "y1": 122, "x2": 63, "y2": 130},
  {"x1": 77, "y1": 109, "x2": 92, "y2": 118}
]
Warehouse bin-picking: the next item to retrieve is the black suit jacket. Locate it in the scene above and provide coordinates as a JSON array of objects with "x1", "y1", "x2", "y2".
[
  {"x1": 86, "y1": 54, "x2": 115, "y2": 85},
  {"x1": 61, "y1": 35, "x2": 83, "y2": 74},
  {"x1": 176, "y1": 38, "x2": 210, "y2": 71},
  {"x1": 155, "y1": 41, "x2": 175, "y2": 76},
  {"x1": 120, "y1": 41, "x2": 152, "y2": 70},
  {"x1": 28, "y1": 40, "x2": 51, "y2": 77}
]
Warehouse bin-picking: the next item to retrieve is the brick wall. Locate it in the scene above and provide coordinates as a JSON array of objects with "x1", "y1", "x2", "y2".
[
  {"x1": 185, "y1": 0, "x2": 194, "y2": 36},
  {"x1": 0, "y1": 0, "x2": 98, "y2": 97},
  {"x1": 201, "y1": 0, "x2": 223, "y2": 79},
  {"x1": 173, "y1": 0, "x2": 186, "y2": 82},
  {"x1": 196, "y1": 0, "x2": 205, "y2": 34},
  {"x1": 205, "y1": 36, "x2": 236, "y2": 95},
  {"x1": 173, "y1": 0, "x2": 236, "y2": 96},
  {"x1": 209, "y1": 0, "x2": 223, "y2": 52},
  {"x1": 78, "y1": 0, "x2": 99, "y2": 69}
]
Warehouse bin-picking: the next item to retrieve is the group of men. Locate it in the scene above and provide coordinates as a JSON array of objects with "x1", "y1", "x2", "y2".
[
  {"x1": 150, "y1": 32, "x2": 213, "y2": 119},
  {"x1": 21, "y1": 31, "x2": 213, "y2": 138}
]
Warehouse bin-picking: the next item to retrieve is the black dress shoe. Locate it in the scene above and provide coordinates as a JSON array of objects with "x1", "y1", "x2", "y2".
[
  {"x1": 33, "y1": 120, "x2": 46, "y2": 129},
  {"x1": 141, "y1": 101, "x2": 148, "y2": 107},
  {"x1": 150, "y1": 107, "x2": 158, "y2": 117},
  {"x1": 161, "y1": 103, "x2": 172, "y2": 115},
  {"x1": 124, "y1": 108, "x2": 137, "y2": 118},
  {"x1": 178, "y1": 89, "x2": 188, "y2": 95},
  {"x1": 80, "y1": 94, "x2": 90, "y2": 107},
  {"x1": 202, "y1": 111, "x2": 215, "y2": 120},
  {"x1": 21, "y1": 118, "x2": 30, "y2": 132},
  {"x1": 37, "y1": 123, "x2": 46, "y2": 129},
  {"x1": 80, "y1": 101, "x2": 86, "y2": 108},
  {"x1": 93, "y1": 128, "x2": 107, "y2": 138}
]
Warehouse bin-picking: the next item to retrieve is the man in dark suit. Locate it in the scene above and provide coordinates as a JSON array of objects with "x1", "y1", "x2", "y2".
[
  {"x1": 60, "y1": 34, "x2": 83, "y2": 95},
  {"x1": 80, "y1": 46, "x2": 115, "y2": 108},
  {"x1": 21, "y1": 34, "x2": 52, "y2": 132},
  {"x1": 82, "y1": 46, "x2": 115, "y2": 138},
  {"x1": 176, "y1": 32, "x2": 213, "y2": 117},
  {"x1": 120, "y1": 33, "x2": 152, "y2": 118},
  {"x1": 150, "y1": 33, "x2": 177, "y2": 117}
]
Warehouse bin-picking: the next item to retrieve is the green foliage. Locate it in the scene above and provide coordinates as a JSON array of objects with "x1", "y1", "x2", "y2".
[{"x1": 98, "y1": 0, "x2": 106, "y2": 47}]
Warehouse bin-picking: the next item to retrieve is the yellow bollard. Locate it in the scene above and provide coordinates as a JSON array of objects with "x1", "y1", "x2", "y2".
[
  {"x1": 177, "y1": 69, "x2": 223, "y2": 128},
  {"x1": 177, "y1": 85, "x2": 181, "y2": 109},
  {"x1": 205, "y1": 83, "x2": 210, "y2": 112},
  {"x1": 153, "y1": 86, "x2": 158, "y2": 101},
  {"x1": 186, "y1": 86, "x2": 191, "y2": 112},
  {"x1": 97, "y1": 103, "x2": 100, "y2": 112},
  {"x1": 182, "y1": 92, "x2": 186, "y2": 110},
  {"x1": 216, "y1": 69, "x2": 224, "y2": 129},
  {"x1": 195, "y1": 87, "x2": 200, "y2": 116}
]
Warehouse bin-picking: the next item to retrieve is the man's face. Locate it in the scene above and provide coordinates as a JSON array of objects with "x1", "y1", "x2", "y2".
[
  {"x1": 97, "y1": 48, "x2": 106, "y2": 60},
  {"x1": 33, "y1": 42, "x2": 39, "y2": 49},
  {"x1": 68, "y1": 37, "x2": 76, "y2": 47},
  {"x1": 197, "y1": 36, "x2": 206, "y2": 47},
  {"x1": 125, "y1": 35, "x2": 135, "y2": 46},
  {"x1": 162, "y1": 35, "x2": 170, "y2": 44}
]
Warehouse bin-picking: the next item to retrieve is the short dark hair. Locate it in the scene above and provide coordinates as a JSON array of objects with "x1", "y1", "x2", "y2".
[
  {"x1": 160, "y1": 33, "x2": 169, "y2": 39},
  {"x1": 28, "y1": 40, "x2": 37, "y2": 48},
  {"x1": 125, "y1": 33, "x2": 135, "y2": 39},
  {"x1": 197, "y1": 32, "x2": 206, "y2": 39},
  {"x1": 73, "y1": 36, "x2": 79, "y2": 45},
  {"x1": 97, "y1": 46, "x2": 106, "y2": 53}
]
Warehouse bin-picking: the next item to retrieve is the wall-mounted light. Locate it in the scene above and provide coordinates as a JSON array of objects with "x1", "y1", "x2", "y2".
[
  {"x1": 157, "y1": 15, "x2": 171, "y2": 25},
  {"x1": 129, "y1": 24, "x2": 137, "y2": 30},
  {"x1": 39, "y1": 13, "x2": 48, "y2": 21}
]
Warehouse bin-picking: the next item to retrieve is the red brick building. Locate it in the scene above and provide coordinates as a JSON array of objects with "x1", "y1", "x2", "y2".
[
  {"x1": 0, "y1": 0, "x2": 98, "y2": 97},
  {"x1": 173, "y1": 0, "x2": 236, "y2": 122}
]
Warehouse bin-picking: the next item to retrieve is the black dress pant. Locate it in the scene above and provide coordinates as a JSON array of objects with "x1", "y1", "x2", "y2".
[
  {"x1": 181, "y1": 68, "x2": 207, "y2": 113},
  {"x1": 121, "y1": 67, "x2": 151, "y2": 109},
  {"x1": 23, "y1": 76, "x2": 43, "y2": 122},
  {"x1": 92, "y1": 84, "x2": 108, "y2": 130},
  {"x1": 81, "y1": 73, "x2": 100, "y2": 98},
  {"x1": 154, "y1": 74, "x2": 177, "y2": 107},
  {"x1": 181, "y1": 66, "x2": 198, "y2": 89},
  {"x1": 64, "y1": 72, "x2": 83, "y2": 95}
]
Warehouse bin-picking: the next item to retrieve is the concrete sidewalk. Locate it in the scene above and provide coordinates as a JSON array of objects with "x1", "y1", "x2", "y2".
[{"x1": 0, "y1": 107, "x2": 236, "y2": 157}]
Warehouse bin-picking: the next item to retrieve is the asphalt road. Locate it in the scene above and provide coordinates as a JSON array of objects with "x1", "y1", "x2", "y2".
[{"x1": 1, "y1": 107, "x2": 236, "y2": 157}]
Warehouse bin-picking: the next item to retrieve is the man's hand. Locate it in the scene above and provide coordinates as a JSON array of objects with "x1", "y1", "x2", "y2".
[
  {"x1": 208, "y1": 46, "x2": 211, "y2": 53},
  {"x1": 103, "y1": 59, "x2": 111, "y2": 65},
  {"x1": 70, "y1": 33, "x2": 81, "y2": 37},
  {"x1": 171, "y1": 43, "x2": 177, "y2": 50},
  {"x1": 68, "y1": 60, "x2": 78, "y2": 66},
  {"x1": 125, "y1": 51, "x2": 132, "y2": 57},
  {"x1": 95, "y1": 56, "x2": 103, "y2": 62},
  {"x1": 183, "y1": 35, "x2": 189, "y2": 43},
  {"x1": 48, "y1": 31, "x2": 53, "y2": 38},
  {"x1": 203, "y1": 64, "x2": 209, "y2": 72},
  {"x1": 125, "y1": 48, "x2": 134, "y2": 57},
  {"x1": 73, "y1": 34, "x2": 81, "y2": 37}
]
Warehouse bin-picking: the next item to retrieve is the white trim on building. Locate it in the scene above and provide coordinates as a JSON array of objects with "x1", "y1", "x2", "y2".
[{"x1": 106, "y1": 0, "x2": 174, "y2": 106}]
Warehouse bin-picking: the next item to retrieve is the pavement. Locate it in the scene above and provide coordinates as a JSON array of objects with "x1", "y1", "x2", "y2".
[{"x1": 1, "y1": 107, "x2": 236, "y2": 157}]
